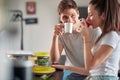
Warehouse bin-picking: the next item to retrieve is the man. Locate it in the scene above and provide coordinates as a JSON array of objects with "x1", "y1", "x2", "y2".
[{"x1": 50, "y1": 0, "x2": 101, "y2": 80}]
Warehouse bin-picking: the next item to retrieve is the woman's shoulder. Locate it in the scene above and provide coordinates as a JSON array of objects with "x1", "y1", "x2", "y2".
[
  {"x1": 107, "y1": 31, "x2": 119, "y2": 38},
  {"x1": 103, "y1": 31, "x2": 120, "y2": 43},
  {"x1": 101, "y1": 31, "x2": 120, "y2": 48}
]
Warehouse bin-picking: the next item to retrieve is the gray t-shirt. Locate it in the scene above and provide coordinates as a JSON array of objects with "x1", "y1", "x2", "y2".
[{"x1": 59, "y1": 27, "x2": 101, "y2": 67}]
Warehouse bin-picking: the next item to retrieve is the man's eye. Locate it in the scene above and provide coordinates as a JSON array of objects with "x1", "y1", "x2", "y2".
[
  {"x1": 63, "y1": 16, "x2": 68, "y2": 19},
  {"x1": 71, "y1": 14, "x2": 75, "y2": 17}
]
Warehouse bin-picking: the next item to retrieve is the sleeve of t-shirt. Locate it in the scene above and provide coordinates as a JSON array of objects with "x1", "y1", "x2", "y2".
[
  {"x1": 101, "y1": 32, "x2": 120, "y2": 49},
  {"x1": 58, "y1": 36, "x2": 63, "y2": 45}
]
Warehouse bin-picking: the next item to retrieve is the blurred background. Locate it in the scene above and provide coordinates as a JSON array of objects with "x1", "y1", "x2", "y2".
[
  {"x1": 0, "y1": 0, "x2": 120, "y2": 80},
  {"x1": 0, "y1": 0, "x2": 90, "y2": 52},
  {"x1": 0, "y1": 0, "x2": 120, "y2": 52}
]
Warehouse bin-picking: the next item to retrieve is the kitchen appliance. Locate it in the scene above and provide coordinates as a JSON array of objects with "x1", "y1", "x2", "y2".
[{"x1": 13, "y1": 59, "x2": 33, "y2": 80}]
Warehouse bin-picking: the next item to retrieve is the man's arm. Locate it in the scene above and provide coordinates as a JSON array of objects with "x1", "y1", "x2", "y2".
[{"x1": 50, "y1": 35, "x2": 63, "y2": 64}]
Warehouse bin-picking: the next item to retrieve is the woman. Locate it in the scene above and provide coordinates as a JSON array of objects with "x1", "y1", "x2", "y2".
[{"x1": 52, "y1": 0, "x2": 120, "y2": 80}]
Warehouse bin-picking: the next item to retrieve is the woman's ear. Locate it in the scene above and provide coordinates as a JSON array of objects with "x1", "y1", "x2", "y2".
[{"x1": 101, "y1": 12, "x2": 105, "y2": 20}]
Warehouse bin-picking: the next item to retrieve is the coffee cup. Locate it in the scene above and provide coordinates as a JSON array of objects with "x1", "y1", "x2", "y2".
[
  {"x1": 79, "y1": 19, "x2": 91, "y2": 27},
  {"x1": 64, "y1": 22, "x2": 73, "y2": 33}
]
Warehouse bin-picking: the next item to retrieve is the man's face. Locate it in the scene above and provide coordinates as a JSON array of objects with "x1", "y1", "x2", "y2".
[{"x1": 59, "y1": 8, "x2": 79, "y2": 24}]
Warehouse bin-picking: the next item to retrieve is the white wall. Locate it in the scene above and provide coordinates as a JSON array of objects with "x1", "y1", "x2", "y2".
[
  {"x1": 0, "y1": 0, "x2": 4, "y2": 30},
  {"x1": 1, "y1": 0, "x2": 89, "y2": 52},
  {"x1": 0, "y1": 0, "x2": 6, "y2": 31}
]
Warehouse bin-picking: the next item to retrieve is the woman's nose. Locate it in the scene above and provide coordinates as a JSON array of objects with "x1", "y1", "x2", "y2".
[
  {"x1": 86, "y1": 16, "x2": 89, "y2": 21},
  {"x1": 86, "y1": 16, "x2": 90, "y2": 22}
]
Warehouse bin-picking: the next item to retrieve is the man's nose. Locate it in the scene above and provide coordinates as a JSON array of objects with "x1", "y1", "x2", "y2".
[{"x1": 66, "y1": 17, "x2": 73, "y2": 22}]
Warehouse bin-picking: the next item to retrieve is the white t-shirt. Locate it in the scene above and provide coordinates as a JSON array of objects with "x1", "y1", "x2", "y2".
[
  {"x1": 90, "y1": 31, "x2": 120, "y2": 77},
  {"x1": 59, "y1": 27, "x2": 101, "y2": 67}
]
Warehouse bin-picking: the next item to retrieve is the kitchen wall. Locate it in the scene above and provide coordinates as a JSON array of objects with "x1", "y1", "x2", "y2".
[
  {"x1": 0, "y1": 0, "x2": 6, "y2": 31},
  {"x1": 0, "y1": 0, "x2": 4, "y2": 29},
  {"x1": 0, "y1": 0, "x2": 89, "y2": 52}
]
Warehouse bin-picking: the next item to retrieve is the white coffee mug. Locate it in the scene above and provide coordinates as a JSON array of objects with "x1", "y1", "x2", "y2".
[{"x1": 64, "y1": 22, "x2": 73, "y2": 33}]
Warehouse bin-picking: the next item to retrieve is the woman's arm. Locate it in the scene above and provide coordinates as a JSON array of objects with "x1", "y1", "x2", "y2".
[
  {"x1": 83, "y1": 29, "x2": 114, "y2": 71},
  {"x1": 84, "y1": 41, "x2": 114, "y2": 70},
  {"x1": 79, "y1": 19, "x2": 114, "y2": 70},
  {"x1": 52, "y1": 65, "x2": 89, "y2": 75}
]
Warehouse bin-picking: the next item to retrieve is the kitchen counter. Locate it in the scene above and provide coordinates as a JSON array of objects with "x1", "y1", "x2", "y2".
[{"x1": 51, "y1": 69, "x2": 63, "y2": 80}]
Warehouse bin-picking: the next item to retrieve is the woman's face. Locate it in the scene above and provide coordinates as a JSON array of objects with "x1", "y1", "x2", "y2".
[
  {"x1": 87, "y1": 4, "x2": 104, "y2": 29},
  {"x1": 59, "y1": 8, "x2": 79, "y2": 24}
]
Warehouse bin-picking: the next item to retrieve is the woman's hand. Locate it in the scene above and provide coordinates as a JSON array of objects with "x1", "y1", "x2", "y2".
[
  {"x1": 52, "y1": 65, "x2": 66, "y2": 70},
  {"x1": 75, "y1": 18, "x2": 90, "y2": 40},
  {"x1": 52, "y1": 64, "x2": 89, "y2": 75},
  {"x1": 54, "y1": 23, "x2": 64, "y2": 36}
]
